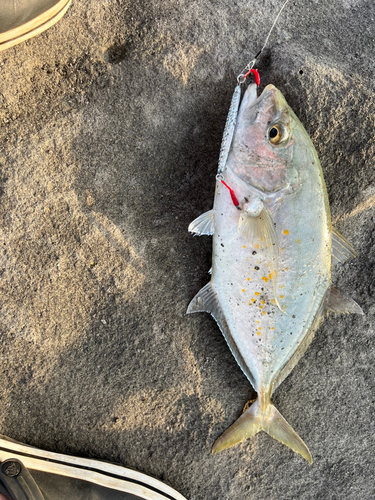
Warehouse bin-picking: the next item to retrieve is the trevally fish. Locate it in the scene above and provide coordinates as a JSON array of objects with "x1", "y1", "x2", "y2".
[{"x1": 187, "y1": 82, "x2": 363, "y2": 463}]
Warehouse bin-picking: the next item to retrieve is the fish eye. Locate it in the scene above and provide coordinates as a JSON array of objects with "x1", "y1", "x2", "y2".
[{"x1": 268, "y1": 123, "x2": 289, "y2": 146}]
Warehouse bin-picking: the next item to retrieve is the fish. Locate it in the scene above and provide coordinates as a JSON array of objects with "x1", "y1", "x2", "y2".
[{"x1": 187, "y1": 82, "x2": 364, "y2": 463}]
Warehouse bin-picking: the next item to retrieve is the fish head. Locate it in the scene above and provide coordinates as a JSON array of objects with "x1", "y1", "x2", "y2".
[{"x1": 228, "y1": 83, "x2": 312, "y2": 193}]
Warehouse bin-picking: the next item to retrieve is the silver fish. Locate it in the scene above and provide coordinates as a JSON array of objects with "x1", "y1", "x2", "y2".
[{"x1": 187, "y1": 83, "x2": 363, "y2": 463}]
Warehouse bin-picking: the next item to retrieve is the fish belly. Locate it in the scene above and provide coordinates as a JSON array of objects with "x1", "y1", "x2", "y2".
[{"x1": 211, "y1": 173, "x2": 330, "y2": 393}]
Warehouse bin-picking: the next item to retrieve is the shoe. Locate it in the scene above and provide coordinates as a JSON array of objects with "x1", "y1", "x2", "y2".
[
  {"x1": 0, "y1": 435, "x2": 187, "y2": 500},
  {"x1": 0, "y1": 0, "x2": 72, "y2": 51}
]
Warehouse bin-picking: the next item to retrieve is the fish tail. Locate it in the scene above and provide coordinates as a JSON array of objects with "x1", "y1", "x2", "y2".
[{"x1": 211, "y1": 397, "x2": 312, "y2": 464}]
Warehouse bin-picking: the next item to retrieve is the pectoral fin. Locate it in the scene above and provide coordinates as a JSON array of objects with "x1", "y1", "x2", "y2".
[
  {"x1": 238, "y1": 206, "x2": 281, "y2": 311},
  {"x1": 326, "y1": 286, "x2": 364, "y2": 315},
  {"x1": 332, "y1": 227, "x2": 357, "y2": 266},
  {"x1": 238, "y1": 205, "x2": 276, "y2": 247},
  {"x1": 188, "y1": 210, "x2": 214, "y2": 236}
]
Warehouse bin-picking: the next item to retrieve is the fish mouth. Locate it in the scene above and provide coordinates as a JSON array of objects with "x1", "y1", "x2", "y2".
[
  {"x1": 237, "y1": 83, "x2": 282, "y2": 126},
  {"x1": 238, "y1": 83, "x2": 292, "y2": 147},
  {"x1": 245, "y1": 83, "x2": 279, "y2": 112},
  {"x1": 230, "y1": 83, "x2": 292, "y2": 193}
]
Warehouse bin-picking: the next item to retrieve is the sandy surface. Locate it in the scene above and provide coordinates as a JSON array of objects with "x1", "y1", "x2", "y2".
[{"x1": 0, "y1": 0, "x2": 374, "y2": 498}]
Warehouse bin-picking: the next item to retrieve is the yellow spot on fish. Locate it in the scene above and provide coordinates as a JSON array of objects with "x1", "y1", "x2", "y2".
[
  {"x1": 283, "y1": 229, "x2": 289, "y2": 235},
  {"x1": 255, "y1": 244, "x2": 259, "y2": 249},
  {"x1": 271, "y1": 299, "x2": 276, "y2": 304},
  {"x1": 256, "y1": 320, "x2": 260, "y2": 324},
  {"x1": 280, "y1": 295, "x2": 284, "y2": 299},
  {"x1": 295, "y1": 239, "x2": 301, "y2": 244},
  {"x1": 280, "y1": 247, "x2": 284, "y2": 251},
  {"x1": 242, "y1": 245, "x2": 246, "y2": 248},
  {"x1": 271, "y1": 327, "x2": 274, "y2": 330},
  {"x1": 259, "y1": 305, "x2": 263, "y2": 309},
  {"x1": 262, "y1": 311, "x2": 267, "y2": 315},
  {"x1": 241, "y1": 289, "x2": 245, "y2": 292},
  {"x1": 262, "y1": 276, "x2": 268, "y2": 282},
  {"x1": 260, "y1": 300, "x2": 265, "y2": 305},
  {"x1": 279, "y1": 285, "x2": 285, "y2": 288},
  {"x1": 256, "y1": 331, "x2": 261, "y2": 336},
  {"x1": 247, "y1": 278, "x2": 251, "y2": 281},
  {"x1": 255, "y1": 292, "x2": 260, "y2": 296},
  {"x1": 251, "y1": 298, "x2": 256, "y2": 303},
  {"x1": 268, "y1": 274, "x2": 273, "y2": 280},
  {"x1": 248, "y1": 302, "x2": 252, "y2": 306}
]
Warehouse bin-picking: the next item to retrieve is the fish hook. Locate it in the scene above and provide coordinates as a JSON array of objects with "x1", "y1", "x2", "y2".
[{"x1": 237, "y1": 68, "x2": 261, "y2": 86}]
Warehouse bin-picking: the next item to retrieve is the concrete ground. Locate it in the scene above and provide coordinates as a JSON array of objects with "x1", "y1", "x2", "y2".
[{"x1": 0, "y1": 0, "x2": 374, "y2": 498}]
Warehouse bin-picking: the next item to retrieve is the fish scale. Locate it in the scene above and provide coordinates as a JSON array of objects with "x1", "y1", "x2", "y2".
[{"x1": 188, "y1": 82, "x2": 364, "y2": 463}]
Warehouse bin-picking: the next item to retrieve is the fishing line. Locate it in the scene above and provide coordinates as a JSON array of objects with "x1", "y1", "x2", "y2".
[
  {"x1": 216, "y1": 0, "x2": 293, "y2": 197},
  {"x1": 237, "y1": 0, "x2": 292, "y2": 85}
]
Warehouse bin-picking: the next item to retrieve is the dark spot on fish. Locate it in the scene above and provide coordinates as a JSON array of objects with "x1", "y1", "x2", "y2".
[
  {"x1": 252, "y1": 251, "x2": 257, "y2": 255},
  {"x1": 299, "y1": 69, "x2": 304, "y2": 75},
  {"x1": 292, "y1": 315, "x2": 296, "y2": 318},
  {"x1": 290, "y1": 332, "x2": 293, "y2": 335},
  {"x1": 221, "y1": 243, "x2": 224, "y2": 247},
  {"x1": 254, "y1": 266, "x2": 260, "y2": 271},
  {"x1": 244, "y1": 197, "x2": 249, "y2": 202}
]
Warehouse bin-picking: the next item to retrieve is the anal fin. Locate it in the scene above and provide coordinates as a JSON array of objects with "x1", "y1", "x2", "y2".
[
  {"x1": 188, "y1": 210, "x2": 214, "y2": 236},
  {"x1": 187, "y1": 283, "x2": 255, "y2": 387}
]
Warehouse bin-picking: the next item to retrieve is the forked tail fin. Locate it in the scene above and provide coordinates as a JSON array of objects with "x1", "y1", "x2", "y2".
[{"x1": 212, "y1": 398, "x2": 312, "y2": 464}]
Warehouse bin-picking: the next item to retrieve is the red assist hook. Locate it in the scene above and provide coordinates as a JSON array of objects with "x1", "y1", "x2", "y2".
[
  {"x1": 243, "y1": 68, "x2": 260, "y2": 86},
  {"x1": 220, "y1": 180, "x2": 240, "y2": 207}
]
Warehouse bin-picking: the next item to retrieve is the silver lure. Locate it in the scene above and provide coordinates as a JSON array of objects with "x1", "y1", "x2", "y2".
[{"x1": 187, "y1": 82, "x2": 363, "y2": 463}]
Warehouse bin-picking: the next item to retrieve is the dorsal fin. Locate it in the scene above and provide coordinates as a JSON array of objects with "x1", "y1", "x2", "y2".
[
  {"x1": 332, "y1": 227, "x2": 357, "y2": 266},
  {"x1": 272, "y1": 285, "x2": 364, "y2": 392},
  {"x1": 187, "y1": 283, "x2": 255, "y2": 387},
  {"x1": 325, "y1": 286, "x2": 364, "y2": 315}
]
